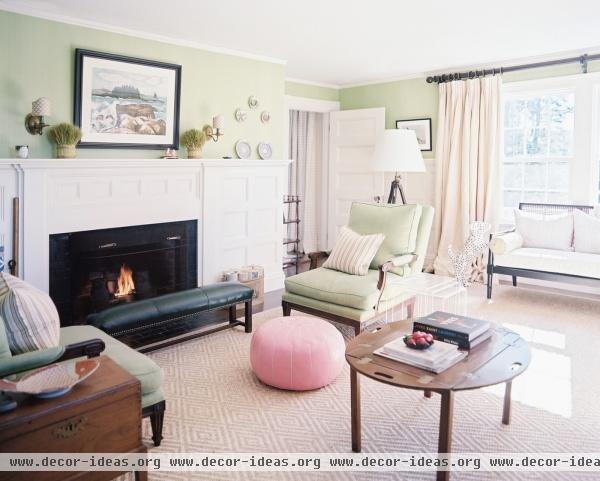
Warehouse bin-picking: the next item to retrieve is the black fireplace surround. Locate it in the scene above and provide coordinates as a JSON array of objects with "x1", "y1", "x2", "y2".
[{"x1": 50, "y1": 220, "x2": 197, "y2": 326}]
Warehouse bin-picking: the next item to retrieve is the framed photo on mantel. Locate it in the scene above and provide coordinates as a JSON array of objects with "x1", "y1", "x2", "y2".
[
  {"x1": 396, "y1": 118, "x2": 432, "y2": 151},
  {"x1": 74, "y1": 49, "x2": 182, "y2": 149}
]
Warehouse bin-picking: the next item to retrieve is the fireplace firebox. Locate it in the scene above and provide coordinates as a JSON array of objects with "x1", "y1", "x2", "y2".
[{"x1": 50, "y1": 220, "x2": 197, "y2": 326}]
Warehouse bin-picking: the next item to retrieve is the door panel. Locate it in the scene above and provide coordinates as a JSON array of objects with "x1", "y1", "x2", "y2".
[{"x1": 328, "y1": 108, "x2": 385, "y2": 249}]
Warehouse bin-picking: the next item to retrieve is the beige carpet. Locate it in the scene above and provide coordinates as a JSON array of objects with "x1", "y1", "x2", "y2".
[{"x1": 137, "y1": 285, "x2": 600, "y2": 480}]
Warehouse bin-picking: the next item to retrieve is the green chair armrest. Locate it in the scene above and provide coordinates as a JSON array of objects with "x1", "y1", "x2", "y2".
[
  {"x1": 390, "y1": 254, "x2": 416, "y2": 267},
  {"x1": 376, "y1": 254, "x2": 413, "y2": 289},
  {"x1": 0, "y1": 346, "x2": 65, "y2": 378},
  {"x1": 0, "y1": 338, "x2": 105, "y2": 378}
]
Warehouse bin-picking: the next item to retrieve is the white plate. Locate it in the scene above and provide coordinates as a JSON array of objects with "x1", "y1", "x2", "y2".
[
  {"x1": 0, "y1": 358, "x2": 100, "y2": 396},
  {"x1": 235, "y1": 108, "x2": 247, "y2": 122},
  {"x1": 235, "y1": 140, "x2": 251, "y2": 159},
  {"x1": 248, "y1": 95, "x2": 259, "y2": 109},
  {"x1": 258, "y1": 142, "x2": 272, "y2": 160}
]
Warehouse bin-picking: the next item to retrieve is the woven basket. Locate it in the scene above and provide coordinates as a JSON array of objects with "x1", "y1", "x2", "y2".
[
  {"x1": 56, "y1": 144, "x2": 76, "y2": 159},
  {"x1": 187, "y1": 148, "x2": 202, "y2": 159}
]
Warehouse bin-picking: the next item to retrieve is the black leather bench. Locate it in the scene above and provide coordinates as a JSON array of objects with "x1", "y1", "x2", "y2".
[{"x1": 86, "y1": 282, "x2": 253, "y2": 352}]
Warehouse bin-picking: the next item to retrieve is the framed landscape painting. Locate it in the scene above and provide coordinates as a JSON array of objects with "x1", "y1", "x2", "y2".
[
  {"x1": 74, "y1": 49, "x2": 181, "y2": 149},
  {"x1": 396, "y1": 118, "x2": 432, "y2": 151}
]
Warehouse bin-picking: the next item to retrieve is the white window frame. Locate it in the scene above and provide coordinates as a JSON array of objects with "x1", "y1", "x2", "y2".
[{"x1": 502, "y1": 73, "x2": 600, "y2": 220}]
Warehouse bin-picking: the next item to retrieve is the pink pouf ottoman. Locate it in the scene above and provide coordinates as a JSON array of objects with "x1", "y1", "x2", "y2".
[{"x1": 250, "y1": 316, "x2": 345, "y2": 391}]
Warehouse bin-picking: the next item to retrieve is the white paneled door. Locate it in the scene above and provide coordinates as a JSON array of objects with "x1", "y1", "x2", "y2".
[{"x1": 327, "y1": 108, "x2": 385, "y2": 248}]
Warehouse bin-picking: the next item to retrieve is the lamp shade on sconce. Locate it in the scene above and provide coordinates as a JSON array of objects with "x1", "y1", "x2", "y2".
[
  {"x1": 213, "y1": 114, "x2": 224, "y2": 129},
  {"x1": 372, "y1": 129, "x2": 425, "y2": 173},
  {"x1": 32, "y1": 97, "x2": 51, "y2": 117}
]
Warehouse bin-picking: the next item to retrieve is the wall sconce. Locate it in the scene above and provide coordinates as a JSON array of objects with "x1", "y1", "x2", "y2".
[
  {"x1": 203, "y1": 114, "x2": 224, "y2": 142},
  {"x1": 25, "y1": 97, "x2": 52, "y2": 135}
]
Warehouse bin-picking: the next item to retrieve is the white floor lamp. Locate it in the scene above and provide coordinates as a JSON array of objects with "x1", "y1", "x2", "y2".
[{"x1": 372, "y1": 129, "x2": 426, "y2": 204}]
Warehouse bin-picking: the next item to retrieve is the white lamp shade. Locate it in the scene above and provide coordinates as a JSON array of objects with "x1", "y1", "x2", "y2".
[
  {"x1": 32, "y1": 97, "x2": 51, "y2": 117},
  {"x1": 213, "y1": 114, "x2": 224, "y2": 129},
  {"x1": 371, "y1": 129, "x2": 425, "y2": 173}
]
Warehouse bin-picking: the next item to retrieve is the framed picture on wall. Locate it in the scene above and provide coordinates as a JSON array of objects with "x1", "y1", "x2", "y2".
[
  {"x1": 74, "y1": 49, "x2": 182, "y2": 149},
  {"x1": 395, "y1": 118, "x2": 432, "y2": 151}
]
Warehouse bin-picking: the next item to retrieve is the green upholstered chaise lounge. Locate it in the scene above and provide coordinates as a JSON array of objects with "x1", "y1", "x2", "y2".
[
  {"x1": 0, "y1": 317, "x2": 166, "y2": 446},
  {"x1": 0, "y1": 282, "x2": 254, "y2": 446},
  {"x1": 282, "y1": 202, "x2": 434, "y2": 335}
]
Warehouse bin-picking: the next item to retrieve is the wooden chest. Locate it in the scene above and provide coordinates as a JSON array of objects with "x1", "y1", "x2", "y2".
[{"x1": 0, "y1": 356, "x2": 146, "y2": 481}]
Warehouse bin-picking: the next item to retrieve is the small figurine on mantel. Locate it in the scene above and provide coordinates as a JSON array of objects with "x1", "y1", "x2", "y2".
[{"x1": 161, "y1": 148, "x2": 178, "y2": 159}]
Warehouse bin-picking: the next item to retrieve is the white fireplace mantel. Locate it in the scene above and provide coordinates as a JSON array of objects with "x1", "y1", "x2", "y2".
[{"x1": 0, "y1": 158, "x2": 291, "y2": 294}]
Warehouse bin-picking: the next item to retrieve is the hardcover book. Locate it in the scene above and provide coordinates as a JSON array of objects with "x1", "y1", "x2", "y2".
[
  {"x1": 380, "y1": 337, "x2": 459, "y2": 367},
  {"x1": 375, "y1": 340, "x2": 467, "y2": 374},
  {"x1": 413, "y1": 311, "x2": 491, "y2": 342},
  {"x1": 433, "y1": 329, "x2": 493, "y2": 350}
]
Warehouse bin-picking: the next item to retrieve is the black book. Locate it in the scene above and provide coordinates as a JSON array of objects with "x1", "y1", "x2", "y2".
[
  {"x1": 413, "y1": 311, "x2": 491, "y2": 343},
  {"x1": 428, "y1": 329, "x2": 493, "y2": 350}
]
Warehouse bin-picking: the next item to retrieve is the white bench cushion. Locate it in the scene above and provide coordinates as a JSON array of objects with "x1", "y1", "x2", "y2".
[{"x1": 494, "y1": 248, "x2": 600, "y2": 279}]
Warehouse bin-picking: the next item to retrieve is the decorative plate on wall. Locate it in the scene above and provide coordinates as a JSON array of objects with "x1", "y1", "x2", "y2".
[
  {"x1": 258, "y1": 142, "x2": 273, "y2": 160},
  {"x1": 235, "y1": 140, "x2": 252, "y2": 159},
  {"x1": 260, "y1": 111, "x2": 271, "y2": 123},
  {"x1": 248, "y1": 96, "x2": 259, "y2": 109},
  {"x1": 235, "y1": 108, "x2": 247, "y2": 122}
]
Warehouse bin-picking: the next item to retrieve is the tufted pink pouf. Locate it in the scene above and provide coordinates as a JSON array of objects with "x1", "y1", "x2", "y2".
[{"x1": 250, "y1": 316, "x2": 345, "y2": 391}]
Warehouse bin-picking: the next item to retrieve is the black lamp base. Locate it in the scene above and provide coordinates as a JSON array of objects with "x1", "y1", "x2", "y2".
[{"x1": 387, "y1": 177, "x2": 407, "y2": 204}]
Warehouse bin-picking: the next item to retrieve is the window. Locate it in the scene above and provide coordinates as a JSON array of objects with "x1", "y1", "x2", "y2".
[{"x1": 502, "y1": 90, "x2": 574, "y2": 219}]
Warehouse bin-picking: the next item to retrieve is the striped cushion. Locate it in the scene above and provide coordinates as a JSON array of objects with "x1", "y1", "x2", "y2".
[
  {"x1": 323, "y1": 227, "x2": 385, "y2": 276},
  {"x1": 0, "y1": 273, "x2": 60, "y2": 355}
]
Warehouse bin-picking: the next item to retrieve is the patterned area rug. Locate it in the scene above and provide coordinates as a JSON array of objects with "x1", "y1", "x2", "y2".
[{"x1": 134, "y1": 285, "x2": 600, "y2": 480}]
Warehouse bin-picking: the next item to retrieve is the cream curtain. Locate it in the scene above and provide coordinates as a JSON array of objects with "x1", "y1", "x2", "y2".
[
  {"x1": 433, "y1": 75, "x2": 502, "y2": 277},
  {"x1": 288, "y1": 110, "x2": 325, "y2": 253}
]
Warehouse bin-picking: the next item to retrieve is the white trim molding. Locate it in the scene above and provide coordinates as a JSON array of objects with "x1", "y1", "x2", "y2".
[
  {"x1": 0, "y1": 2, "x2": 287, "y2": 65},
  {"x1": 283, "y1": 96, "x2": 340, "y2": 185},
  {"x1": 285, "y1": 96, "x2": 340, "y2": 114},
  {"x1": 285, "y1": 77, "x2": 340, "y2": 90}
]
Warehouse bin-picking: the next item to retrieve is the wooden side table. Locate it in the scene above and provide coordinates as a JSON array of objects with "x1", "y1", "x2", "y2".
[
  {"x1": 0, "y1": 356, "x2": 148, "y2": 481},
  {"x1": 346, "y1": 320, "x2": 531, "y2": 481}
]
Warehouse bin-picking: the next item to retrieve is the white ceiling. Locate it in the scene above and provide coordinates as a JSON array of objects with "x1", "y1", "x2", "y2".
[{"x1": 3, "y1": 0, "x2": 600, "y2": 87}]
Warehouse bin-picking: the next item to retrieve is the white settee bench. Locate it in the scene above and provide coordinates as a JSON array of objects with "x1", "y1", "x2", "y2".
[{"x1": 486, "y1": 203, "x2": 600, "y2": 299}]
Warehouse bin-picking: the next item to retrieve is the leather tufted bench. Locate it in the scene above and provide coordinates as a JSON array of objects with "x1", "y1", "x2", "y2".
[{"x1": 87, "y1": 282, "x2": 253, "y2": 352}]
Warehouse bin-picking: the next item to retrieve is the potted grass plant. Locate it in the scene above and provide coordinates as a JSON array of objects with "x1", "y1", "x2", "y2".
[
  {"x1": 180, "y1": 129, "x2": 207, "y2": 159},
  {"x1": 47, "y1": 123, "x2": 82, "y2": 159}
]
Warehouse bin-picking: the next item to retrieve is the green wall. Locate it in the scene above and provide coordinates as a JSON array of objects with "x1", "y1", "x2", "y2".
[
  {"x1": 285, "y1": 81, "x2": 339, "y2": 102},
  {"x1": 0, "y1": 11, "x2": 285, "y2": 159},
  {"x1": 340, "y1": 78, "x2": 438, "y2": 159},
  {"x1": 338, "y1": 61, "x2": 600, "y2": 159}
]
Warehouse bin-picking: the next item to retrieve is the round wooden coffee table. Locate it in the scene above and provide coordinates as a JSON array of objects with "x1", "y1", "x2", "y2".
[{"x1": 346, "y1": 319, "x2": 531, "y2": 481}]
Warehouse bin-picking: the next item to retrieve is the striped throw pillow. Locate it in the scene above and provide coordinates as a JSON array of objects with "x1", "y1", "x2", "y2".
[
  {"x1": 323, "y1": 227, "x2": 385, "y2": 276},
  {"x1": 0, "y1": 273, "x2": 60, "y2": 355}
]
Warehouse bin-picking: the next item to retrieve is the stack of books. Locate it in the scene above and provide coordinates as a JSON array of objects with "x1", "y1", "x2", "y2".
[
  {"x1": 374, "y1": 338, "x2": 466, "y2": 373},
  {"x1": 413, "y1": 311, "x2": 492, "y2": 349}
]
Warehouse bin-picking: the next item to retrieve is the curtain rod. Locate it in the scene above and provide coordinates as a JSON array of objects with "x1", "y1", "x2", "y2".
[{"x1": 426, "y1": 53, "x2": 600, "y2": 84}]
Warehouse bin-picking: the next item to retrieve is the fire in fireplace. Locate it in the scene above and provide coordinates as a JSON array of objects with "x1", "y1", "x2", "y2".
[
  {"x1": 115, "y1": 264, "x2": 136, "y2": 298},
  {"x1": 49, "y1": 220, "x2": 198, "y2": 326}
]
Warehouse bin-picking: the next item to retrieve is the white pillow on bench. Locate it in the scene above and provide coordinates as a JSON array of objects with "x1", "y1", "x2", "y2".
[
  {"x1": 573, "y1": 210, "x2": 600, "y2": 254},
  {"x1": 514, "y1": 210, "x2": 573, "y2": 251}
]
